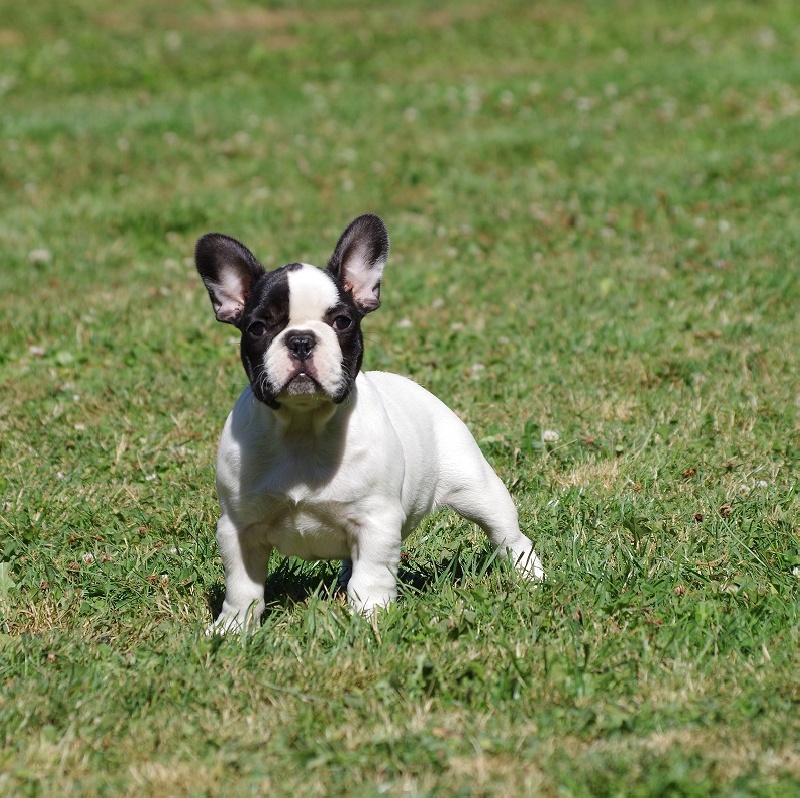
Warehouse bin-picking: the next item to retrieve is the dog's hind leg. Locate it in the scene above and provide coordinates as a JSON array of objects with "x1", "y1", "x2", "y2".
[
  {"x1": 336, "y1": 559, "x2": 353, "y2": 593},
  {"x1": 439, "y1": 458, "x2": 544, "y2": 581}
]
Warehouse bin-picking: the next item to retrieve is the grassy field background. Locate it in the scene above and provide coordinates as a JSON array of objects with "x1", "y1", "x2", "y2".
[{"x1": 1, "y1": 0, "x2": 798, "y2": 794}]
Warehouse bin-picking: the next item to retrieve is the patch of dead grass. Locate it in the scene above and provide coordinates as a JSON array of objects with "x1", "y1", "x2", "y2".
[
  {"x1": 593, "y1": 727, "x2": 800, "y2": 783},
  {"x1": 0, "y1": 29, "x2": 24, "y2": 47},
  {"x1": 555, "y1": 458, "x2": 621, "y2": 492}
]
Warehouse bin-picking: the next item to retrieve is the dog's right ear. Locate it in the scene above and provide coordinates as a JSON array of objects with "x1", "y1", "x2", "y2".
[{"x1": 195, "y1": 234, "x2": 266, "y2": 325}]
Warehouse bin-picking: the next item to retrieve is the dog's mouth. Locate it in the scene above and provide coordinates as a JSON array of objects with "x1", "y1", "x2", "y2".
[
  {"x1": 255, "y1": 342, "x2": 352, "y2": 407},
  {"x1": 275, "y1": 369, "x2": 335, "y2": 404},
  {"x1": 284, "y1": 372, "x2": 321, "y2": 396}
]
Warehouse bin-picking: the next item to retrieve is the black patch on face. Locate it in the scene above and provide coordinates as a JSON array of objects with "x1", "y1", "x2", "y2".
[
  {"x1": 324, "y1": 288, "x2": 366, "y2": 397},
  {"x1": 237, "y1": 266, "x2": 292, "y2": 408}
]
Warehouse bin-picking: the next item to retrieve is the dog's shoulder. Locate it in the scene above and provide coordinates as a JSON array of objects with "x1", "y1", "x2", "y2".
[{"x1": 359, "y1": 370, "x2": 451, "y2": 413}]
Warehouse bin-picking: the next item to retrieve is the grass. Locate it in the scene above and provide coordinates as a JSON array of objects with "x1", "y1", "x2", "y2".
[{"x1": 1, "y1": 0, "x2": 798, "y2": 794}]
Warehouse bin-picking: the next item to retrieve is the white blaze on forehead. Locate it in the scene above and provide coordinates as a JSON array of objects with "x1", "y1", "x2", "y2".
[
  {"x1": 263, "y1": 264, "x2": 345, "y2": 399},
  {"x1": 287, "y1": 265, "x2": 339, "y2": 326}
]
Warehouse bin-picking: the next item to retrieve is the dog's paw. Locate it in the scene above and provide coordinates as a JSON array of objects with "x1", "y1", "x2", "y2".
[
  {"x1": 346, "y1": 585, "x2": 396, "y2": 617},
  {"x1": 205, "y1": 616, "x2": 240, "y2": 636},
  {"x1": 511, "y1": 548, "x2": 545, "y2": 583},
  {"x1": 204, "y1": 611, "x2": 258, "y2": 636}
]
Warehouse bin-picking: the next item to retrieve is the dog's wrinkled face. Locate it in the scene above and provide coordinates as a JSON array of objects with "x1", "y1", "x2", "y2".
[
  {"x1": 195, "y1": 214, "x2": 389, "y2": 408},
  {"x1": 236, "y1": 261, "x2": 364, "y2": 406}
]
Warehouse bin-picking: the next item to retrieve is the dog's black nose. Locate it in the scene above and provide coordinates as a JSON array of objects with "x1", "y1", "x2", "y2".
[{"x1": 286, "y1": 331, "x2": 316, "y2": 361}]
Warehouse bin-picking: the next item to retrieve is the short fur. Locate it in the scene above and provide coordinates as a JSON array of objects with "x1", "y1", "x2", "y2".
[{"x1": 195, "y1": 214, "x2": 543, "y2": 632}]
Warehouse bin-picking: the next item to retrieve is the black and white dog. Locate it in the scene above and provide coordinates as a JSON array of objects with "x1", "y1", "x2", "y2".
[{"x1": 195, "y1": 214, "x2": 543, "y2": 632}]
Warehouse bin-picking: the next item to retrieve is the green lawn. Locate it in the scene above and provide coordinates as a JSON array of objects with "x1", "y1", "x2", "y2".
[{"x1": 1, "y1": 1, "x2": 798, "y2": 794}]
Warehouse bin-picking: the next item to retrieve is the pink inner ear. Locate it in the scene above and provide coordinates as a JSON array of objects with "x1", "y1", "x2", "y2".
[{"x1": 216, "y1": 302, "x2": 244, "y2": 323}]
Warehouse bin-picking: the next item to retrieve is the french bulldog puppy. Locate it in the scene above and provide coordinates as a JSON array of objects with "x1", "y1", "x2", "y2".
[{"x1": 195, "y1": 214, "x2": 543, "y2": 632}]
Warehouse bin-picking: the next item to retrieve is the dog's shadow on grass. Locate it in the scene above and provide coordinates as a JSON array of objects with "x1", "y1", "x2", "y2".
[{"x1": 205, "y1": 552, "x2": 492, "y2": 622}]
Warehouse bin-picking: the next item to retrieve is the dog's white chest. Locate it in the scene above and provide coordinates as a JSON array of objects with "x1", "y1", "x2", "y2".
[{"x1": 262, "y1": 497, "x2": 351, "y2": 560}]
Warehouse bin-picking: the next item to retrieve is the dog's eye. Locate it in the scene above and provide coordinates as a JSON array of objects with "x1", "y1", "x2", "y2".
[
  {"x1": 248, "y1": 321, "x2": 267, "y2": 337},
  {"x1": 332, "y1": 315, "x2": 352, "y2": 332}
]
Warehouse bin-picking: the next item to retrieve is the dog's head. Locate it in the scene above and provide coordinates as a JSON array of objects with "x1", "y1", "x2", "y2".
[{"x1": 195, "y1": 214, "x2": 389, "y2": 408}]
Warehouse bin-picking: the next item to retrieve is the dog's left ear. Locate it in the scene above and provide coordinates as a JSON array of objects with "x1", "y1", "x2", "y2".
[{"x1": 327, "y1": 214, "x2": 389, "y2": 314}]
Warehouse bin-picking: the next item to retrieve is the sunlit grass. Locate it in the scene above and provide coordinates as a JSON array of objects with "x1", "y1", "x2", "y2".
[{"x1": 1, "y1": 1, "x2": 798, "y2": 794}]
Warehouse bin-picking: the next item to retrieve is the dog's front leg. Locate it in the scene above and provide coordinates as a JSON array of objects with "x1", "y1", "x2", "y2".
[
  {"x1": 208, "y1": 515, "x2": 272, "y2": 634},
  {"x1": 345, "y1": 518, "x2": 402, "y2": 615}
]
